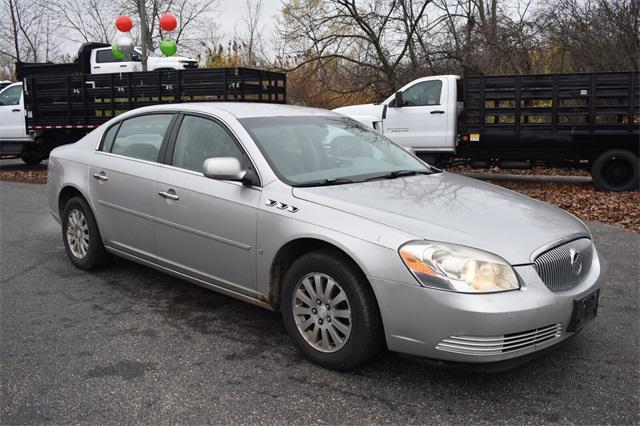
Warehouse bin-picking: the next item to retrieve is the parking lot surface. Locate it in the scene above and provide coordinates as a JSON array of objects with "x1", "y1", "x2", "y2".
[{"x1": 1, "y1": 180, "x2": 638, "y2": 424}]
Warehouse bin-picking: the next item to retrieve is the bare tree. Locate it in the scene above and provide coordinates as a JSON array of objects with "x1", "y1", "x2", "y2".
[
  {"x1": 0, "y1": 0, "x2": 59, "y2": 67},
  {"x1": 53, "y1": 0, "x2": 114, "y2": 44},
  {"x1": 235, "y1": 0, "x2": 266, "y2": 66},
  {"x1": 277, "y1": 0, "x2": 433, "y2": 96},
  {"x1": 544, "y1": 0, "x2": 639, "y2": 71}
]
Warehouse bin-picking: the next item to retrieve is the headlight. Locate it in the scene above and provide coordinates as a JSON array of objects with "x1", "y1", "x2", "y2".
[{"x1": 399, "y1": 241, "x2": 519, "y2": 293}]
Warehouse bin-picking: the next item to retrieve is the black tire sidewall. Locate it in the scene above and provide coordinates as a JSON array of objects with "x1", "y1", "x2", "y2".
[
  {"x1": 61, "y1": 196, "x2": 108, "y2": 270},
  {"x1": 280, "y1": 250, "x2": 383, "y2": 371},
  {"x1": 591, "y1": 149, "x2": 639, "y2": 191},
  {"x1": 21, "y1": 150, "x2": 43, "y2": 166}
]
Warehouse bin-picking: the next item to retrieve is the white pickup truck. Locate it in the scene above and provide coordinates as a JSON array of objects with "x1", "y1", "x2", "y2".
[
  {"x1": 1, "y1": 42, "x2": 198, "y2": 164},
  {"x1": 334, "y1": 75, "x2": 461, "y2": 155},
  {"x1": 334, "y1": 71, "x2": 640, "y2": 191}
]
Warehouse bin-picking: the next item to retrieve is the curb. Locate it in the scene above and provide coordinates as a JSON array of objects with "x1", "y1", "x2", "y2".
[{"x1": 460, "y1": 172, "x2": 592, "y2": 184}]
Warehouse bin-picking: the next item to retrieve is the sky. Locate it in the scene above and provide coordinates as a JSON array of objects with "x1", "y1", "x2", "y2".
[{"x1": 216, "y1": 0, "x2": 282, "y2": 42}]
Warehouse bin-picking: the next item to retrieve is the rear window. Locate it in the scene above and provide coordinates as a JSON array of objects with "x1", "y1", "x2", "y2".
[{"x1": 96, "y1": 49, "x2": 130, "y2": 63}]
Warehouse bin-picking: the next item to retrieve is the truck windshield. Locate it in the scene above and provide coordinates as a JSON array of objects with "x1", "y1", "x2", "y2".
[{"x1": 240, "y1": 116, "x2": 434, "y2": 186}]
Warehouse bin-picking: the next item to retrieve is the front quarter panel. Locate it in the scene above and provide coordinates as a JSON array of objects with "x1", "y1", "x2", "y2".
[{"x1": 256, "y1": 181, "x2": 421, "y2": 302}]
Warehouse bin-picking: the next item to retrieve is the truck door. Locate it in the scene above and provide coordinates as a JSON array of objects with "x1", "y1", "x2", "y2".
[
  {"x1": 92, "y1": 48, "x2": 135, "y2": 74},
  {"x1": 0, "y1": 83, "x2": 27, "y2": 140},
  {"x1": 382, "y1": 77, "x2": 448, "y2": 150}
]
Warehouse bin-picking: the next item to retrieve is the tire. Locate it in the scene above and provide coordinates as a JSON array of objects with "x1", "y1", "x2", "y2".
[
  {"x1": 590, "y1": 149, "x2": 639, "y2": 192},
  {"x1": 21, "y1": 149, "x2": 44, "y2": 166},
  {"x1": 280, "y1": 249, "x2": 384, "y2": 371},
  {"x1": 61, "y1": 196, "x2": 110, "y2": 270}
]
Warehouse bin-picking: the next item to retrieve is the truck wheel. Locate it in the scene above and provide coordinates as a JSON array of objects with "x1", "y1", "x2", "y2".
[
  {"x1": 21, "y1": 149, "x2": 44, "y2": 166},
  {"x1": 591, "y1": 149, "x2": 639, "y2": 191}
]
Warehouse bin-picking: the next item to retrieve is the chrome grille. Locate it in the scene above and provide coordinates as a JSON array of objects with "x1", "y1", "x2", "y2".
[
  {"x1": 533, "y1": 238, "x2": 593, "y2": 291},
  {"x1": 436, "y1": 323, "x2": 563, "y2": 356}
]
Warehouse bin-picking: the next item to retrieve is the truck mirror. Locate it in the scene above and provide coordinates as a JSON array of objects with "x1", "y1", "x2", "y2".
[{"x1": 394, "y1": 91, "x2": 404, "y2": 107}]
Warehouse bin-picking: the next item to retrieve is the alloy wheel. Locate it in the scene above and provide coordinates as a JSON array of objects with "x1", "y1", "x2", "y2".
[
  {"x1": 66, "y1": 209, "x2": 89, "y2": 259},
  {"x1": 292, "y1": 272, "x2": 352, "y2": 353}
]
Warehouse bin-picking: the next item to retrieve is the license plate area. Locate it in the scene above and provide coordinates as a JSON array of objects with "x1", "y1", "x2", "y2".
[{"x1": 568, "y1": 289, "x2": 599, "y2": 332}]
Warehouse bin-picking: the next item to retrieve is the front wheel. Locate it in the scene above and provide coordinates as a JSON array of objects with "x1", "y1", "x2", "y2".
[
  {"x1": 281, "y1": 250, "x2": 384, "y2": 371},
  {"x1": 590, "y1": 149, "x2": 639, "y2": 191},
  {"x1": 61, "y1": 196, "x2": 110, "y2": 270}
]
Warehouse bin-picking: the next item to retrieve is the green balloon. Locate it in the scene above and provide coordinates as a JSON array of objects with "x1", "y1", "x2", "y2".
[
  {"x1": 111, "y1": 44, "x2": 126, "y2": 60},
  {"x1": 160, "y1": 38, "x2": 177, "y2": 57}
]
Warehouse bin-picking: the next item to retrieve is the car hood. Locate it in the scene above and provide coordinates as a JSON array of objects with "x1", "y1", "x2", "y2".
[{"x1": 292, "y1": 172, "x2": 589, "y2": 265}]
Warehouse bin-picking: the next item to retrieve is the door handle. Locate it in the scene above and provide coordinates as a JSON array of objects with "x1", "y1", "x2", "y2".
[
  {"x1": 119, "y1": 65, "x2": 127, "y2": 68},
  {"x1": 430, "y1": 110, "x2": 445, "y2": 114},
  {"x1": 12, "y1": 108, "x2": 20, "y2": 112},
  {"x1": 92, "y1": 172, "x2": 108, "y2": 181},
  {"x1": 93, "y1": 66, "x2": 100, "y2": 69},
  {"x1": 158, "y1": 190, "x2": 179, "y2": 201}
]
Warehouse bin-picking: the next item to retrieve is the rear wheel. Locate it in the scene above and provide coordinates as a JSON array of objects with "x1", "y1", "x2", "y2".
[
  {"x1": 281, "y1": 250, "x2": 384, "y2": 371},
  {"x1": 591, "y1": 149, "x2": 639, "y2": 191},
  {"x1": 61, "y1": 196, "x2": 110, "y2": 270}
]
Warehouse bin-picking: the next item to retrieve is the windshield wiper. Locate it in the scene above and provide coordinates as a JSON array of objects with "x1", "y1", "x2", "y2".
[
  {"x1": 364, "y1": 169, "x2": 433, "y2": 181},
  {"x1": 294, "y1": 177, "x2": 358, "y2": 187}
]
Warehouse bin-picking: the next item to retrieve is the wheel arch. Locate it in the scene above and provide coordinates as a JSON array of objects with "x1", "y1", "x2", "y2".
[
  {"x1": 268, "y1": 237, "x2": 373, "y2": 312},
  {"x1": 58, "y1": 184, "x2": 90, "y2": 216}
]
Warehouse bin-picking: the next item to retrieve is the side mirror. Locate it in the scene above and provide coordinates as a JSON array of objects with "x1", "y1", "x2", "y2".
[
  {"x1": 203, "y1": 157, "x2": 257, "y2": 186},
  {"x1": 131, "y1": 52, "x2": 141, "y2": 61},
  {"x1": 394, "y1": 91, "x2": 404, "y2": 107}
]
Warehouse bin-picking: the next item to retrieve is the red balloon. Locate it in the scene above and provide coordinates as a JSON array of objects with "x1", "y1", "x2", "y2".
[
  {"x1": 115, "y1": 15, "x2": 133, "y2": 32},
  {"x1": 159, "y1": 13, "x2": 177, "y2": 32}
]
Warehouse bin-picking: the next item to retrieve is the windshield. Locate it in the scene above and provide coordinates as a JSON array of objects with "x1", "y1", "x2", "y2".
[{"x1": 240, "y1": 116, "x2": 434, "y2": 186}]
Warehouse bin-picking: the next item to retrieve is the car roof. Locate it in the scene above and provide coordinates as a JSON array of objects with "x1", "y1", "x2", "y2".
[{"x1": 131, "y1": 102, "x2": 340, "y2": 119}]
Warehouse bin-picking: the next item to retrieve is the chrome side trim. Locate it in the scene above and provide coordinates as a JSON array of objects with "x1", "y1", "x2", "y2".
[
  {"x1": 154, "y1": 216, "x2": 251, "y2": 251},
  {"x1": 105, "y1": 246, "x2": 273, "y2": 310},
  {"x1": 97, "y1": 200, "x2": 155, "y2": 221}
]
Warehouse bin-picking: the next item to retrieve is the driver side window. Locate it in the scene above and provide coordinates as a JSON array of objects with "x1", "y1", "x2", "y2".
[
  {"x1": 172, "y1": 115, "x2": 248, "y2": 173},
  {"x1": 0, "y1": 85, "x2": 22, "y2": 106},
  {"x1": 401, "y1": 80, "x2": 442, "y2": 106}
]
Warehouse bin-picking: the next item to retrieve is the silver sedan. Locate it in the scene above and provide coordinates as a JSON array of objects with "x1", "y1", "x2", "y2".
[{"x1": 47, "y1": 103, "x2": 605, "y2": 370}]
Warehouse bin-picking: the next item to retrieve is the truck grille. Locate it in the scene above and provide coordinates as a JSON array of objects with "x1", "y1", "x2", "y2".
[
  {"x1": 436, "y1": 323, "x2": 563, "y2": 356},
  {"x1": 534, "y1": 238, "x2": 593, "y2": 291}
]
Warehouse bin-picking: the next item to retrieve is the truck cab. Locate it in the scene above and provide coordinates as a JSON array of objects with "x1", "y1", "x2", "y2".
[
  {"x1": 0, "y1": 82, "x2": 29, "y2": 142},
  {"x1": 90, "y1": 47, "x2": 198, "y2": 74},
  {"x1": 334, "y1": 75, "x2": 460, "y2": 154}
]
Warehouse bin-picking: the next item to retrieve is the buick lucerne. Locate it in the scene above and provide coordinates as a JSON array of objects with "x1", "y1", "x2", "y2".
[{"x1": 47, "y1": 103, "x2": 605, "y2": 370}]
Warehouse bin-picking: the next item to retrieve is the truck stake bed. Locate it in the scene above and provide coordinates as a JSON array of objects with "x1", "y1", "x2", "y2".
[
  {"x1": 24, "y1": 67, "x2": 286, "y2": 130},
  {"x1": 459, "y1": 70, "x2": 639, "y2": 161}
]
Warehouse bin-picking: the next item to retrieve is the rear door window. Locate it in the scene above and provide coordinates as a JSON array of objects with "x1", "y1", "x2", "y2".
[{"x1": 108, "y1": 114, "x2": 174, "y2": 162}]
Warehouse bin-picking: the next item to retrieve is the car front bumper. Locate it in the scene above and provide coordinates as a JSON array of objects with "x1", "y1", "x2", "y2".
[{"x1": 369, "y1": 248, "x2": 605, "y2": 364}]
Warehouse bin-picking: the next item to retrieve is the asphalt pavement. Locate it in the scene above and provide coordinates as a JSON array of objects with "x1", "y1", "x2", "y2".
[{"x1": 1, "y1": 180, "x2": 638, "y2": 424}]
